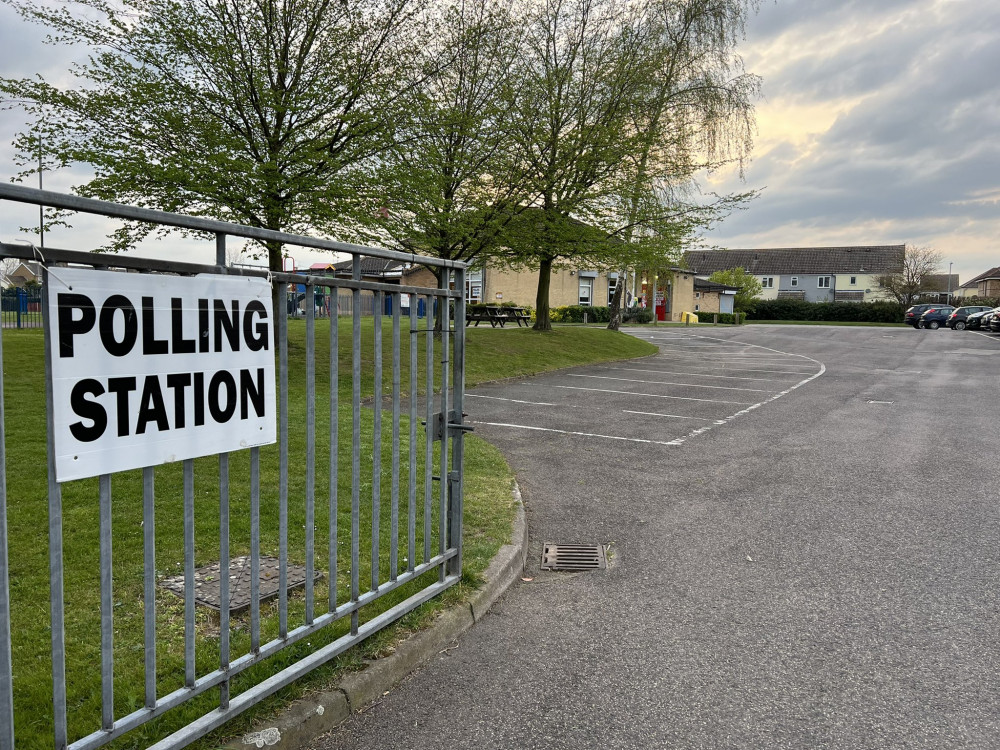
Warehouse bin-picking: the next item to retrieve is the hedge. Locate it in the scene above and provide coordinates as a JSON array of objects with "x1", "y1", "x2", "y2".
[
  {"x1": 550, "y1": 305, "x2": 611, "y2": 323},
  {"x1": 745, "y1": 299, "x2": 906, "y2": 323}
]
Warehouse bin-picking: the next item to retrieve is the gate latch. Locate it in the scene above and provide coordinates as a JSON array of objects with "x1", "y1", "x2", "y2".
[{"x1": 428, "y1": 411, "x2": 474, "y2": 441}]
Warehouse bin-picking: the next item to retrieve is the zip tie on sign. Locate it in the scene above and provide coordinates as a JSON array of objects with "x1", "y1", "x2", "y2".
[{"x1": 10, "y1": 239, "x2": 72, "y2": 290}]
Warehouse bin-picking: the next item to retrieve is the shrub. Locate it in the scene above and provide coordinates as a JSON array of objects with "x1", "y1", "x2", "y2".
[
  {"x1": 550, "y1": 305, "x2": 610, "y2": 323},
  {"x1": 623, "y1": 307, "x2": 653, "y2": 323},
  {"x1": 746, "y1": 300, "x2": 906, "y2": 323},
  {"x1": 698, "y1": 311, "x2": 743, "y2": 324}
]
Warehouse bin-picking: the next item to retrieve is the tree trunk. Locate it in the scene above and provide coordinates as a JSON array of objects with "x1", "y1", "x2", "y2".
[
  {"x1": 533, "y1": 256, "x2": 553, "y2": 331},
  {"x1": 607, "y1": 269, "x2": 627, "y2": 331}
]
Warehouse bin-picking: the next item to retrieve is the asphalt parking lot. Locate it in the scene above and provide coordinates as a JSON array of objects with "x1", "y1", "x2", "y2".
[
  {"x1": 466, "y1": 329, "x2": 825, "y2": 447},
  {"x1": 316, "y1": 324, "x2": 1000, "y2": 750}
]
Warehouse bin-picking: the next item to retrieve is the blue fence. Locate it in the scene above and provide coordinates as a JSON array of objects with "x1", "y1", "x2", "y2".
[{"x1": 0, "y1": 287, "x2": 43, "y2": 329}]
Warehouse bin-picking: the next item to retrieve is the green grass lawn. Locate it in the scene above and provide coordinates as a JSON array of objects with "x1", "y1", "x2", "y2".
[{"x1": 3, "y1": 320, "x2": 654, "y2": 750}]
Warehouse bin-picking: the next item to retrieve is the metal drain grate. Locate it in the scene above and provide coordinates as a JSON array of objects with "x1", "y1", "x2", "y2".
[
  {"x1": 159, "y1": 556, "x2": 323, "y2": 614},
  {"x1": 540, "y1": 543, "x2": 606, "y2": 571}
]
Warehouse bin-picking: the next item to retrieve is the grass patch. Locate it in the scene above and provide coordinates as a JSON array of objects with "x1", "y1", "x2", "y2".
[{"x1": 3, "y1": 320, "x2": 651, "y2": 749}]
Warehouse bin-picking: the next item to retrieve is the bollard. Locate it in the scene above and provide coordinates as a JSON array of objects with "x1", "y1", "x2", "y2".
[{"x1": 713, "y1": 313, "x2": 718, "y2": 326}]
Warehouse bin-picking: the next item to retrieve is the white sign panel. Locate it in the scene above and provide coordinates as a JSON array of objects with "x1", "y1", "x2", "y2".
[{"x1": 48, "y1": 267, "x2": 277, "y2": 481}]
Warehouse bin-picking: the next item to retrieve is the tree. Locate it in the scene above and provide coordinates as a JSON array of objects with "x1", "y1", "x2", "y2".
[
  {"x1": 606, "y1": 0, "x2": 760, "y2": 331},
  {"x1": 874, "y1": 245, "x2": 943, "y2": 306},
  {"x1": 364, "y1": 0, "x2": 530, "y2": 281},
  {"x1": 0, "y1": 0, "x2": 428, "y2": 282},
  {"x1": 504, "y1": 0, "x2": 652, "y2": 331},
  {"x1": 708, "y1": 266, "x2": 761, "y2": 313}
]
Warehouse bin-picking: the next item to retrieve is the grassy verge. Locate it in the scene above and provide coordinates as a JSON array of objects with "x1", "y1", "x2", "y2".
[{"x1": 4, "y1": 321, "x2": 653, "y2": 750}]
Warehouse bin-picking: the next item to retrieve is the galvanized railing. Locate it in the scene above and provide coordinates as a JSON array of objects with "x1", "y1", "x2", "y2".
[{"x1": 0, "y1": 184, "x2": 467, "y2": 750}]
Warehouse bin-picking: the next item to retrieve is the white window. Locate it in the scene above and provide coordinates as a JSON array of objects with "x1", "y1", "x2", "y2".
[
  {"x1": 466, "y1": 269, "x2": 483, "y2": 303},
  {"x1": 790, "y1": 277, "x2": 798, "y2": 287},
  {"x1": 695, "y1": 292, "x2": 701, "y2": 299},
  {"x1": 579, "y1": 277, "x2": 593, "y2": 306},
  {"x1": 850, "y1": 276, "x2": 857, "y2": 285},
  {"x1": 694, "y1": 304, "x2": 700, "y2": 311},
  {"x1": 608, "y1": 277, "x2": 618, "y2": 303},
  {"x1": 818, "y1": 276, "x2": 831, "y2": 288},
  {"x1": 761, "y1": 277, "x2": 775, "y2": 288}
]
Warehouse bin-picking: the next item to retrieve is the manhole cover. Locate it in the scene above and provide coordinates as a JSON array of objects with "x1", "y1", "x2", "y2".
[
  {"x1": 540, "y1": 543, "x2": 606, "y2": 571},
  {"x1": 159, "y1": 556, "x2": 323, "y2": 614}
]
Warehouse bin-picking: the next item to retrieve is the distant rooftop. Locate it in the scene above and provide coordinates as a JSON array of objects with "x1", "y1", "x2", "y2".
[{"x1": 685, "y1": 245, "x2": 905, "y2": 275}]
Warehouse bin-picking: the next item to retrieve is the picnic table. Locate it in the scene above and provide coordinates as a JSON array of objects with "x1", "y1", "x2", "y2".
[{"x1": 465, "y1": 305, "x2": 531, "y2": 328}]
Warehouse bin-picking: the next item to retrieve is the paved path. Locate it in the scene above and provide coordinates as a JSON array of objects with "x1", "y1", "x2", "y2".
[{"x1": 313, "y1": 325, "x2": 1000, "y2": 750}]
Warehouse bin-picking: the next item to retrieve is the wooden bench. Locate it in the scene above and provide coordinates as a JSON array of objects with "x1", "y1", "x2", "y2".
[{"x1": 466, "y1": 306, "x2": 531, "y2": 328}]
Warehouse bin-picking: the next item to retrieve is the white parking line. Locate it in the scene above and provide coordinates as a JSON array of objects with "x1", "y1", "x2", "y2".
[
  {"x1": 567, "y1": 373, "x2": 773, "y2": 393},
  {"x1": 658, "y1": 365, "x2": 821, "y2": 376},
  {"x1": 609, "y1": 367, "x2": 790, "y2": 382},
  {"x1": 623, "y1": 410, "x2": 720, "y2": 422},
  {"x1": 553, "y1": 384, "x2": 750, "y2": 405},
  {"x1": 471, "y1": 421, "x2": 681, "y2": 447},
  {"x1": 466, "y1": 393, "x2": 557, "y2": 406},
  {"x1": 967, "y1": 331, "x2": 1000, "y2": 343}
]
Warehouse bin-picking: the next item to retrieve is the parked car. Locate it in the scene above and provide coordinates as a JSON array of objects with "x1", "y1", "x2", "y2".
[
  {"x1": 917, "y1": 305, "x2": 956, "y2": 329},
  {"x1": 989, "y1": 308, "x2": 1000, "y2": 333},
  {"x1": 904, "y1": 304, "x2": 938, "y2": 327},
  {"x1": 980, "y1": 309, "x2": 999, "y2": 332},
  {"x1": 947, "y1": 305, "x2": 994, "y2": 330},
  {"x1": 966, "y1": 309, "x2": 993, "y2": 330}
]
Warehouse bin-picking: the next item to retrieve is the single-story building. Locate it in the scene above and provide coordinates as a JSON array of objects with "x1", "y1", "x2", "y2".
[{"x1": 693, "y1": 278, "x2": 739, "y2": 315}]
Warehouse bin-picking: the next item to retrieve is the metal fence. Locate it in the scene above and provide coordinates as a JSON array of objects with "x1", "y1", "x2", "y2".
[
  {"x1": 0, "y1": 286, "x2": 43, "y2": 328},
  {"x1": 0, "y1": 184, "x2": 468, "y2": 750}
]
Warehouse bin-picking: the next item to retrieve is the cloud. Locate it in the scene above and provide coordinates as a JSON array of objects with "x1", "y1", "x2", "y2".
[{"x1": 705, "y1": 0, "x2": 1000, "y2": 282}]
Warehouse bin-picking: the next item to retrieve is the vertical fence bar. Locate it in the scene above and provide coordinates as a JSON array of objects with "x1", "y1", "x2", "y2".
[
  {"x1": 423, "y1": 295, "x2": 434, "y2": 563},
  {"x1": 350, "y1": 258, "x2": 361, "y2": 635},
  {"x1": 250, "y1": 447, "x2": 261, "y2": 653},
  {"x1": 0, "y1": 318, "x2": 14, "y2": 750},
  {"x1": 407, "y1": 300, "x2": 417, "y2": 574},
  {"x1": 371, "y1": 291, "x2": 382, "y2": 592},
  {"x1": 305, "y1": 283, "x2": 316, "y2": 625},
  {"x1": 215, "y1": 232, "x2": 226, "y2": 268},
  {"x1": 218, "y1": 453, "x2": 230, "y2": 710},
  {"x1": 438, "y1": 278, "x2": 451, "y2": 582},
  {"x1": 99, "y1": 474, "x2": 114, "y2": 730},
  {"x1": 142, "y1": 467, "x2": 156, "y2": 709},
  {"x1": 42, "y1": 276, "x2": 68, "y2": 750},
  {"x1": 329, "y1": 287, "x2": 339, "y2": 613},
  {"x1": 449, "y1": 267, "x2": 466, "y2": 578},
  {"x1": 279, "y1": 290, "x2": 289, "y2": 639},
  {"x1": 390, "y1": 295, "x2": 401, "y2": 581},
  {"x1": 183, "y1": 459, "x2": 196, "y2": 687}
]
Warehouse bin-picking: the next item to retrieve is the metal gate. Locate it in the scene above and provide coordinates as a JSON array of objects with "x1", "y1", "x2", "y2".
[{"x1": 0, "y1": 184, "x2": 468, "y2": 750}]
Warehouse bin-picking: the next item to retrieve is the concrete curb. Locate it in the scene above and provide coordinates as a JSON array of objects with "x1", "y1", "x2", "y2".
[{"x1": 228, "y1": 484, "x2": 527, "y2": 750}]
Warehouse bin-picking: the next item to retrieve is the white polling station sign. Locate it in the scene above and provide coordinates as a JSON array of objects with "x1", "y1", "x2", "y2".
[{"x1": 47, "y1": 267, "x2": 277, "y2": 481}]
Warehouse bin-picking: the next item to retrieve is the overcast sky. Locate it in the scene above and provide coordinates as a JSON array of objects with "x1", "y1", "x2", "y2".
[
  {"x1": 702, "y1": 0, "x2": 1000, "y2": 284},
  {"x1": 2, "y1": 0, "x2": 998, "y2": 282}
]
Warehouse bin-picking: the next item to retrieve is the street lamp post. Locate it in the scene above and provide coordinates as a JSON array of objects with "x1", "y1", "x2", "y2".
[{"x1": 947, "y1": 261, "x2": 953, "y2": 303}]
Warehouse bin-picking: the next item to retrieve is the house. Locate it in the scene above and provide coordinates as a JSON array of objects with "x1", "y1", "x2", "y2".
[
  {"x1": 955, "y1": 267, "x2": 1000, "y2": 299},
  {"x1": 2, "y1": 261, "x2": 42, "y2": 288},
  {"x1": 684, "y1": 245, "x2": 905, "y2": 303},
  {"x1": 919, "y1": 273, "x2": 961, "y2": 303}
]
